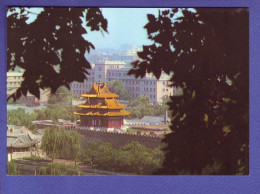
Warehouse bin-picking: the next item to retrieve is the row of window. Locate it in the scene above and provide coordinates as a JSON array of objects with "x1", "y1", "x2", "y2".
[
  {"x1": 144, "y1": 87, "x2": 156, "y2": 92},
  {"x1": 8, "y1": 82, "x2": 21, "y2": 85},
  {"x1": 133, "y1": 93, "x2": 156, "y2": 99},
  {"x1": 162, "y1": 81, "x2": 170, "y2": 85},
  {"x1": 71, "y1": 79, "x2": 95, "y2": 88},
  {"x1": 119, "y1": 79, "x2": 156, "y2": 85},
  {"x1": 8, "y1": 76, "x2": 22, "y2": 80},
  {"x1": 107, "y1": 72, "x2": 127, "y2": 77},
  {"x1": 73, "y1": 90, "x2": 87, "y2": 94}
]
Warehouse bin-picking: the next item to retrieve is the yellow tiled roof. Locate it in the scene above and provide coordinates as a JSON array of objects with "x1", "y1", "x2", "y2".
[
  {"x1": 80, "y1": 82, "x2": 119, "y2": 98},
  {"x1": 73, "y1": 110, "x2": 130, "y2": 117},
  {"x1": 105, "y1": 98, "x2": 126, "y2": 109}
]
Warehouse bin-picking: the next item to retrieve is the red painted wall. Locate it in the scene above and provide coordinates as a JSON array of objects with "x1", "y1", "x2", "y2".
[
  {"x1": 107, "y1": 119, "x2": 123, "y2": 129},
  {"x1": 80, "y1": 116, "x2": 124, "y2": 129}
]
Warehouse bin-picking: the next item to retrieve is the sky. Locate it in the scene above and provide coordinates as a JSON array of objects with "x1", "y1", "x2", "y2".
[
  {"x1": 21, "y1": 8, "x2": 165, "y2": 49},
  {"x1": 84, "y1": 8, "x2": 161, "y2": 49},
  {"x1": 10, "y1": 7, "x2": 187, "y2": 50}
]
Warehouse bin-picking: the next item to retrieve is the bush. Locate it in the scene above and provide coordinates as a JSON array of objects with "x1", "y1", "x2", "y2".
[
  {"x1": 38, "y1": 162, "x2": 81, "y2": 175},
  {"x1": 22, "y1": 156, "x2": 51, "y2": 162},
  {"x1": 7, "y1": 161, "x2": 20, "y2": 175},
  {"x1": 80, "y1": 140, "x2": 164, "y2": 175}
]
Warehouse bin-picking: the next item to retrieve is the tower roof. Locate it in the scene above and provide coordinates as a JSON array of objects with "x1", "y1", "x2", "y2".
[{"x1": 80, "y1": 82, "x2": 119, "y2": 98}]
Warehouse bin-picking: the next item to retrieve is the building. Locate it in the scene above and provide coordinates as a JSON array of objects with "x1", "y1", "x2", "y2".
[
  {"x1": 70, "y1": 60, "x2": 183, "y2": 104},
  {"x1": 7, "y1": 71, "x2": 23, "y2": 90},
  {"x1": 7, "y1": 125, "x2": 41, "y2": 161},
  {"x1": 7, "y1": 71, "x2": 51, "y2": 105},
  {"x1": 73, "y1": 82, "x2": 130, "y2": 132}
]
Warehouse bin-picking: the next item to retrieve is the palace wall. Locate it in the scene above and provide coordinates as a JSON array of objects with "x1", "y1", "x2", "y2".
[{"x1": 67, "y1": 128, "x2": 163, "y2": 149}]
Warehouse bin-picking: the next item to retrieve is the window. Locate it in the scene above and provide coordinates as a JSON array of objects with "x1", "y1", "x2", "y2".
[
  {"x1": 163, "y1": 81, "x2": 165, "y2": 85},
  {"x1": 98, "y1": 75, "x2": 101, "y2": 79},
  {"x1": 153, "y1": 88, "x2": 155, "y2": 92},
  {"x1": 150, "y1": 88, "x2": 152, "y2": 92},
  {"x1": 153, "y1": 94, "x2": 156, "y2": 98},
  {"x1": 98, "y1": 67, "x2": 101, "y2": 71},
  {"x1": 163, "y1": 89, "x2": 165, "y2": 92}
]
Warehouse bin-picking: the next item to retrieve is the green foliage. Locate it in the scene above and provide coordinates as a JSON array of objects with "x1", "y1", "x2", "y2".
[
  {"x1": 41, "y1": 127, "x2": 83, "y2": 162},
  {"x1": 43, "y1": 104, "x2": 72, "y2": 122},
  {"x1": 80, "y1": 140, "x2": 164, "y2": 175},
  {"x1": 107, "y1": 79, "x2": 131, "y2": 100},
  {"x1": 34, "y1": 101, "x2": 79, "y2": 123},
  {"x1": 126, "y1": 95, "x2": 166, "y2": 119},
  {"x1": 48, "y1": 86, "x2": 72, "y2": 105},
  {"x1": 7, "y1": 160, "x2": 20, "y2": 175},
  {"x1": 7, "y1": 108, "x2": 38, "y2": 132},
  {"x1": 129, "y1": 8, "x2": 249, "y2": 175},
  {"x1": 38, "y1": 162, "x2": 80, "y2": 175},
  {"x1": 7, "y1": 7, "x2": 108, "y2": 101},
  {"x1": 22, "y1": 156, "x2": 51, "y2": 162}
]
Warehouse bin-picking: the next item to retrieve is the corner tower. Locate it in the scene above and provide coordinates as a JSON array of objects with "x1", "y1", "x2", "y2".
[{"x1": 73, "y1": 82, "x2": 130, "y2": 132}]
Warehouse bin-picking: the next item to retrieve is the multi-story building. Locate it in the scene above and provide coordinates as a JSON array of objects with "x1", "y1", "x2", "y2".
[
  {"x1": 7, "y1": 71, "x2": 51, "y2": 105},
  {"x1": 70, "y1": 60, "x2": 182, "y2": 104},
  {"x1": 74, "y1": 82, "x2": 130, "y2": 132},
  {"x1": 7, "y1": 71, "x2": 23, "y2": 90}
]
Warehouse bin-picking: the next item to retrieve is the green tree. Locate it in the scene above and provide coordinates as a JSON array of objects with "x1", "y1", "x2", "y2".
[
  {"x1": 7, "y1": 160, "x2": 20, "y2": 175},
  {"x1": 126, "y1": 95, "x2": 165, "y2": 119},
  {"x1": 48, "y1": 86, "x2": 72, "y2": 105},
  {"x1": 81, "y1": 140, "x2": 114, "y2": 169},
  {"x1": 80, "y1": 140, "x2": 163, "y2": 175},
  {"x1": 41, "y1": 127, "x2": 83, "y2": 163},
  {"x1": 128, "y1": 8, "x2": 249, "y2": 175},
  {"x1": 7, "y1": 7, "x2": 107, "y2": 101},
  {"x1": 7, "y1": 108, "x2": 38, "y2": 132},
  {"x1": 34, "y1": 109, "x2": 47, "y2": 120},
  {"x1": 107, "y1": 80, "x2": 131, "y2": 100}
]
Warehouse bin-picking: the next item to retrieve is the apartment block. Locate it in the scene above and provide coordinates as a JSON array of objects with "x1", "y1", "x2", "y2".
[{"x1": 70, "y1": 60, "x2": 182, "y2": 104}]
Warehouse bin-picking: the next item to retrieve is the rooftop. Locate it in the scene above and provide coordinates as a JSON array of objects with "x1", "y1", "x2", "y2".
[
  {"x1": 7, "y1": 132, "x2": 40, "y2": 148},
  {"x1": 7, "y1": 71, "x2": 23, "y2": 77},
  {"x1": 81, "y1": 82, "x2": 119, "y2": 98}
]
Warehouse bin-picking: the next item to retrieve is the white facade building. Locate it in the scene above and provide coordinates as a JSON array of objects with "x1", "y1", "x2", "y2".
[{"x1": 70, "y1": 60, "x2": 182, "y2": 104}]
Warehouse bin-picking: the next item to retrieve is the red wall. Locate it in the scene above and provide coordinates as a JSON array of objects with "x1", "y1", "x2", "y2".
[
  {"x1": 107, "y1": 119, "x2": 123, "y2": 129},
  {"x1": 80, "y1": 116, "x2": 124, "y2": 129}
]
